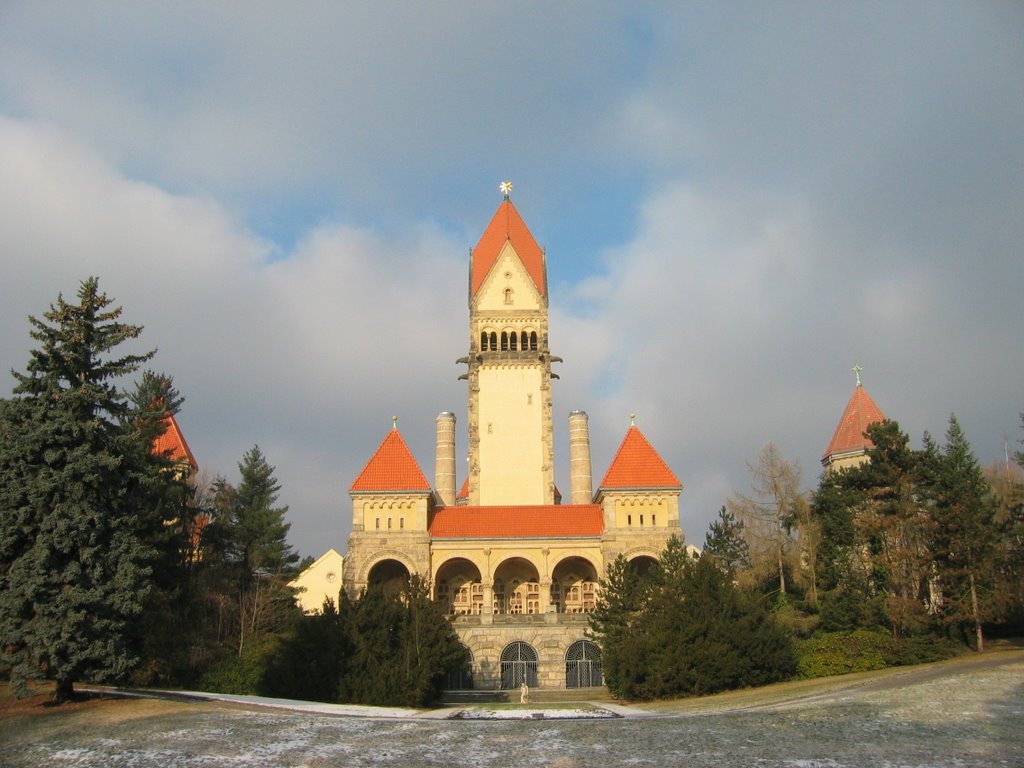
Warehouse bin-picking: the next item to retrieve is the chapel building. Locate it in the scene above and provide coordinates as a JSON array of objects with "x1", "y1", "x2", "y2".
[{"x1": 340, "y1": 189, "x2": 685, "y2": 690}]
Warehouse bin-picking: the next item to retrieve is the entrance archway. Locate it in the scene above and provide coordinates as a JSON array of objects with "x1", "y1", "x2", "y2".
[
  {"x1": 500, "y1": 641, "x2": 538, "y2": 689},
  {"x1": 565, "y1": 639, "x2": 603, "y2": 688},
  {"x1": 366, "y1": 559, "x2": 410, "y2": 598}
]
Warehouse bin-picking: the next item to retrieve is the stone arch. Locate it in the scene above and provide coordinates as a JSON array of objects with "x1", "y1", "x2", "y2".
[
  {"x1": 366, "y1": 558, "x2": 412, "y2": 597},
  {"x1": 445, "y1": 645, "x2": 474, "y2": 690},
  {"x1": 492, "y1": 557, "x2": 542, "y2": 615},
  {"x1": 550, "y1": 556, "x2": 600, "y2": 614},
  {"x1": 500, "y1": 640, "x2": 538, "y2": 689},
  {"x1": 434, "y1": 557, "x2": 484, "y2": 615},
  {"x1": 565, "y1": 639, "x2": 603, "y2": 688},
  {"x1": 358, "y1": 551, "x2": 416, "y2": 584},
  {"x1": 625, "y1": 551, "x2": 659, "y2": 580}
]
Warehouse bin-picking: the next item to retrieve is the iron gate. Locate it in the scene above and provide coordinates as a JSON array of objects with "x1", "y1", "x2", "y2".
[
  {"x1": 500, "y1": 641, "x2": 538, "y2": 689},
  {"x1": 565, "y1": 639, "x2": 603, "y2": 688}
]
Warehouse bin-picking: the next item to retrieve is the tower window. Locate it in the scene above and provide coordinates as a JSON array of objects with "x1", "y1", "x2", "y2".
[
  {"x1": 500, "y1": 332, "x2": 509, "y2": 351},
  {"x1": 490, "y1": 331, "x2": 498, "y2": 350},
  {"x1": 652, "y1": 514, "x2": 656, "y2": 526},
  {"x1": 529, "y1": 331, "x2": 538, "y2": 350},
  {"x1": 510, "y1": 332, "x2": 518, "y2": 351},
  {"x1": 504, "y1": 288, "x2": 513, "y2": 305},
  {"x1": 481, "y1": 331, "x2": 489, "y2": 351},
  {"x1": 521, "y1": 331, "x2": 528, "y2": 349},
  {"x1": 640, "y1": 514, "x2": 644, "y2": 526},
  {"x1": 400, "y1": 518, "x2": 404, "y2": 529},
  {"x1": 388, "y1": 518, "x2": 392, "y2": 529},
  {"x1": 627, "y1": 514, "x2": 632, "y2": 526},
  {"x1": 375, "y1": 518, "x2": 380, "y2": 530}
]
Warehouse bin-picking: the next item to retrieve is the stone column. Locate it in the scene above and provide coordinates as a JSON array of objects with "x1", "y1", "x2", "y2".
[
  {"x1": 435, "y1": 411, "x2": 457, "y2": 506},
  {"x1": 568, "y1": 410, "x2": 593, "y2": 504}
]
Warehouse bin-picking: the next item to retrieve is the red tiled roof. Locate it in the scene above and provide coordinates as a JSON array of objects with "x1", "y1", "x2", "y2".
[
  {"x1": 823, "y1": 384, "x2": 886, "y2": 459},
  {"x1": 152, "y1": 413, "x2": 197, "y2": 471},
  {"x1": 457, "y1": 477, "x2": 469, "y2": 499},
  {"x1": 430, "y1": 504, "x2": 603, "y2": 538},
  {"x1": 471, "y1": 199, "x2": 546, "y2": 298},
  {"x1": 599, "y1": 425, "x2": 681, "y2": 489},
  {"x1": 350, "y1": 427, "x2": 432, "y2": 492}
]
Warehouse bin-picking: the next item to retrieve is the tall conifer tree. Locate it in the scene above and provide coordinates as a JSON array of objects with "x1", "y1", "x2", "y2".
[{"x1": 0, "y1": 278, "x2": 158, "y2": 701}]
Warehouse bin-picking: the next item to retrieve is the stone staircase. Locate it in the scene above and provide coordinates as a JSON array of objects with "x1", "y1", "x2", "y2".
[{"x1": 440, "y1": 686, "x2": 610, "y2": 705}]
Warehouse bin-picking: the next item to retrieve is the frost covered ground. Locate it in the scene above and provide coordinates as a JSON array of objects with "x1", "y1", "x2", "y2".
[{"x1": 2, "y1": 653, "x2": 1022, "y2": 767}]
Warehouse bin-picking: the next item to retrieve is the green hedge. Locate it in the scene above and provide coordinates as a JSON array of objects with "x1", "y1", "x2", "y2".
[{"x1": 796, "y1": 629, "x2": 958, "y2": 678}]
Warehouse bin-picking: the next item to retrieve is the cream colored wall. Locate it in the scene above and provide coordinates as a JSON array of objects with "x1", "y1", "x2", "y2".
[
  {"x1": 475, "y1": 244, "x2": 542, "y2": 312},
  {"x1": 290, "y1": 549, "x2": 344, "y2": 613},
  {"x1": 824, "y1": 452, "x2": 869, "y2": 473},
  {"x1": 599, "y1": 490, "x2": 680, "y2": 531},
  {"x1": 351, "y1": 493, "x2": 430, "y2": 533},
  {"x1": 477, "y1": 366, "x2": 547, "y2": 505}
]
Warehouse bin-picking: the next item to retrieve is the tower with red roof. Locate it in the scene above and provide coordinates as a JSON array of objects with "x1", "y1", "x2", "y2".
[{"x1": 822, "y1": 366, "x2": 887, "y2": 472}]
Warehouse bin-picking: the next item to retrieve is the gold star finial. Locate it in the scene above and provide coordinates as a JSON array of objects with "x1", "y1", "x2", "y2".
[
  {"x1": 499, "y1": 180, "x2": 513, "y2": 200},
  {"x1": 852, "y1": 365, "x2": 863, "y2": 387}
]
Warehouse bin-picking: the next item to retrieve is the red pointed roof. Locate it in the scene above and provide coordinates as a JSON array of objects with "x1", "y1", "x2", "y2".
[
  {"x1": 599, "y1": 425, "x2": 681, "y2": 490},
  {"x1": 823, "y1": 384, "x2": 886, "y2": 460},
  {"x1": 430, "y1": 504, "x2": 603, "y2": 538},
  {"x1": 470, "y1": 199, "x2": 546, "y2": 298},
  {"x1": 152, "y1": 413, "x2": 197, "y2": 472},
  {"x1": 350, "y1": 427, "x2": 432, "y2": 492}
]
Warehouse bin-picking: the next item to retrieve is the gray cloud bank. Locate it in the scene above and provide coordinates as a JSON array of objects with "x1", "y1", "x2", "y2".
[{"x1": 1, "y1": 4, "x2": 1021, "y2": 557}]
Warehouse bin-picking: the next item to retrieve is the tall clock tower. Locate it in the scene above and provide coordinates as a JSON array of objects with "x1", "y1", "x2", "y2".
[{"x1": 461, "y1": 184, "x2": 557, "y2": 506}]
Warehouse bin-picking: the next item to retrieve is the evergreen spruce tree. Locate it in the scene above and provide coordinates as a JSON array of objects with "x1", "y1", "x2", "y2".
[
  {"x1": 703, "y1": 506, "x2": 751, "y2": 574},
  {"x1": 0, "y1": 278, "x2": 158, "y2": 701},
  {"x1": 920, "y1": 415, "x2": 996, "y2": 650},
  {"x1": 211, "y1": 445, "x2": 300, "y2": 655}
]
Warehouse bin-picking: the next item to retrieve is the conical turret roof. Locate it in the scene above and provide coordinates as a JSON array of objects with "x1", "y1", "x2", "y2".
[
  {"x1": 470, "y1": 199, "x2": 546, "y2": 298},
  {"x1": 599, "y1": 425, "x2": 681, "y2": 490},
  {"x1": 350, "y1": 426, "x2": 431, "y2": 492},
  {"x1": 822, "y1": 383, "x2": 886, "y2": 463}
]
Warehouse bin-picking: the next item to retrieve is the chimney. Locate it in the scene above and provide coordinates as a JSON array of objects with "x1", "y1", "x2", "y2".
[
  {"x1": 435, "y1": 411, "x2": 457, "y2": 506},
  {"x1": 568, "y1": 410, "x2": 593, "y2": 504}
]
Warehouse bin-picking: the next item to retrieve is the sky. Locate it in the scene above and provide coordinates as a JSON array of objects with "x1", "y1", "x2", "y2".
[{"x1": 1, "y1": 3, "x2": 1022, "y2": 560}]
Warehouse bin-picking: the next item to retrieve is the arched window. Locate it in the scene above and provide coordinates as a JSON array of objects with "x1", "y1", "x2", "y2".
[
  {"x1": 500, "y1": 331, "x2": 509, "y2": 351},
  {"x1": 565, "y1": 640, "x2": 603, "y2": 688},
  {"x1": 504, "y1": 287, "x2": 513, "y2": 305},
  {"x1": 500, "y1": 641, "x2": 539, "y2": 689},
  {"x1": 509, "y1": 332, "x2": 518, "y2": 351},
  {"x1": 489, "y1": 332, "x2": 498, "y2": 350},
  {"x1": 529, "y1": 331, "x2": 538, "y2": 350},
  {"x1": 446, "y1": 647, "x2": 474, "y2": 690},
  {"x1": 480, "y1": 331, "x2": 489, "y2": 351},
  {"x1": 521, "y1": 331, "x2": 528, "y2": 350}
]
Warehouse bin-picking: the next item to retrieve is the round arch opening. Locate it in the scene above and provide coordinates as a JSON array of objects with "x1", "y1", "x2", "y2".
[
  {"x1": 367, "y1": 558, "x2": 411, "y2": 598},
  {"x1": 493, "y1": 557, "x2": 541, "y2": 615},
  {"x1": 551, "y1": 556, "x2": 600, "y2": 614},
  {"x1": 435, "y1": 558, "x2": 484, "y2": 616},
  {"x1": 565, "y1": 639, "x2": 603, "y2": 688},
  {"x1": 500, "y1": 641, "x2": 538, "y2": 689},
  {"x1": 626, "y1": 555, "x2": 658, "y2": 580}
]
